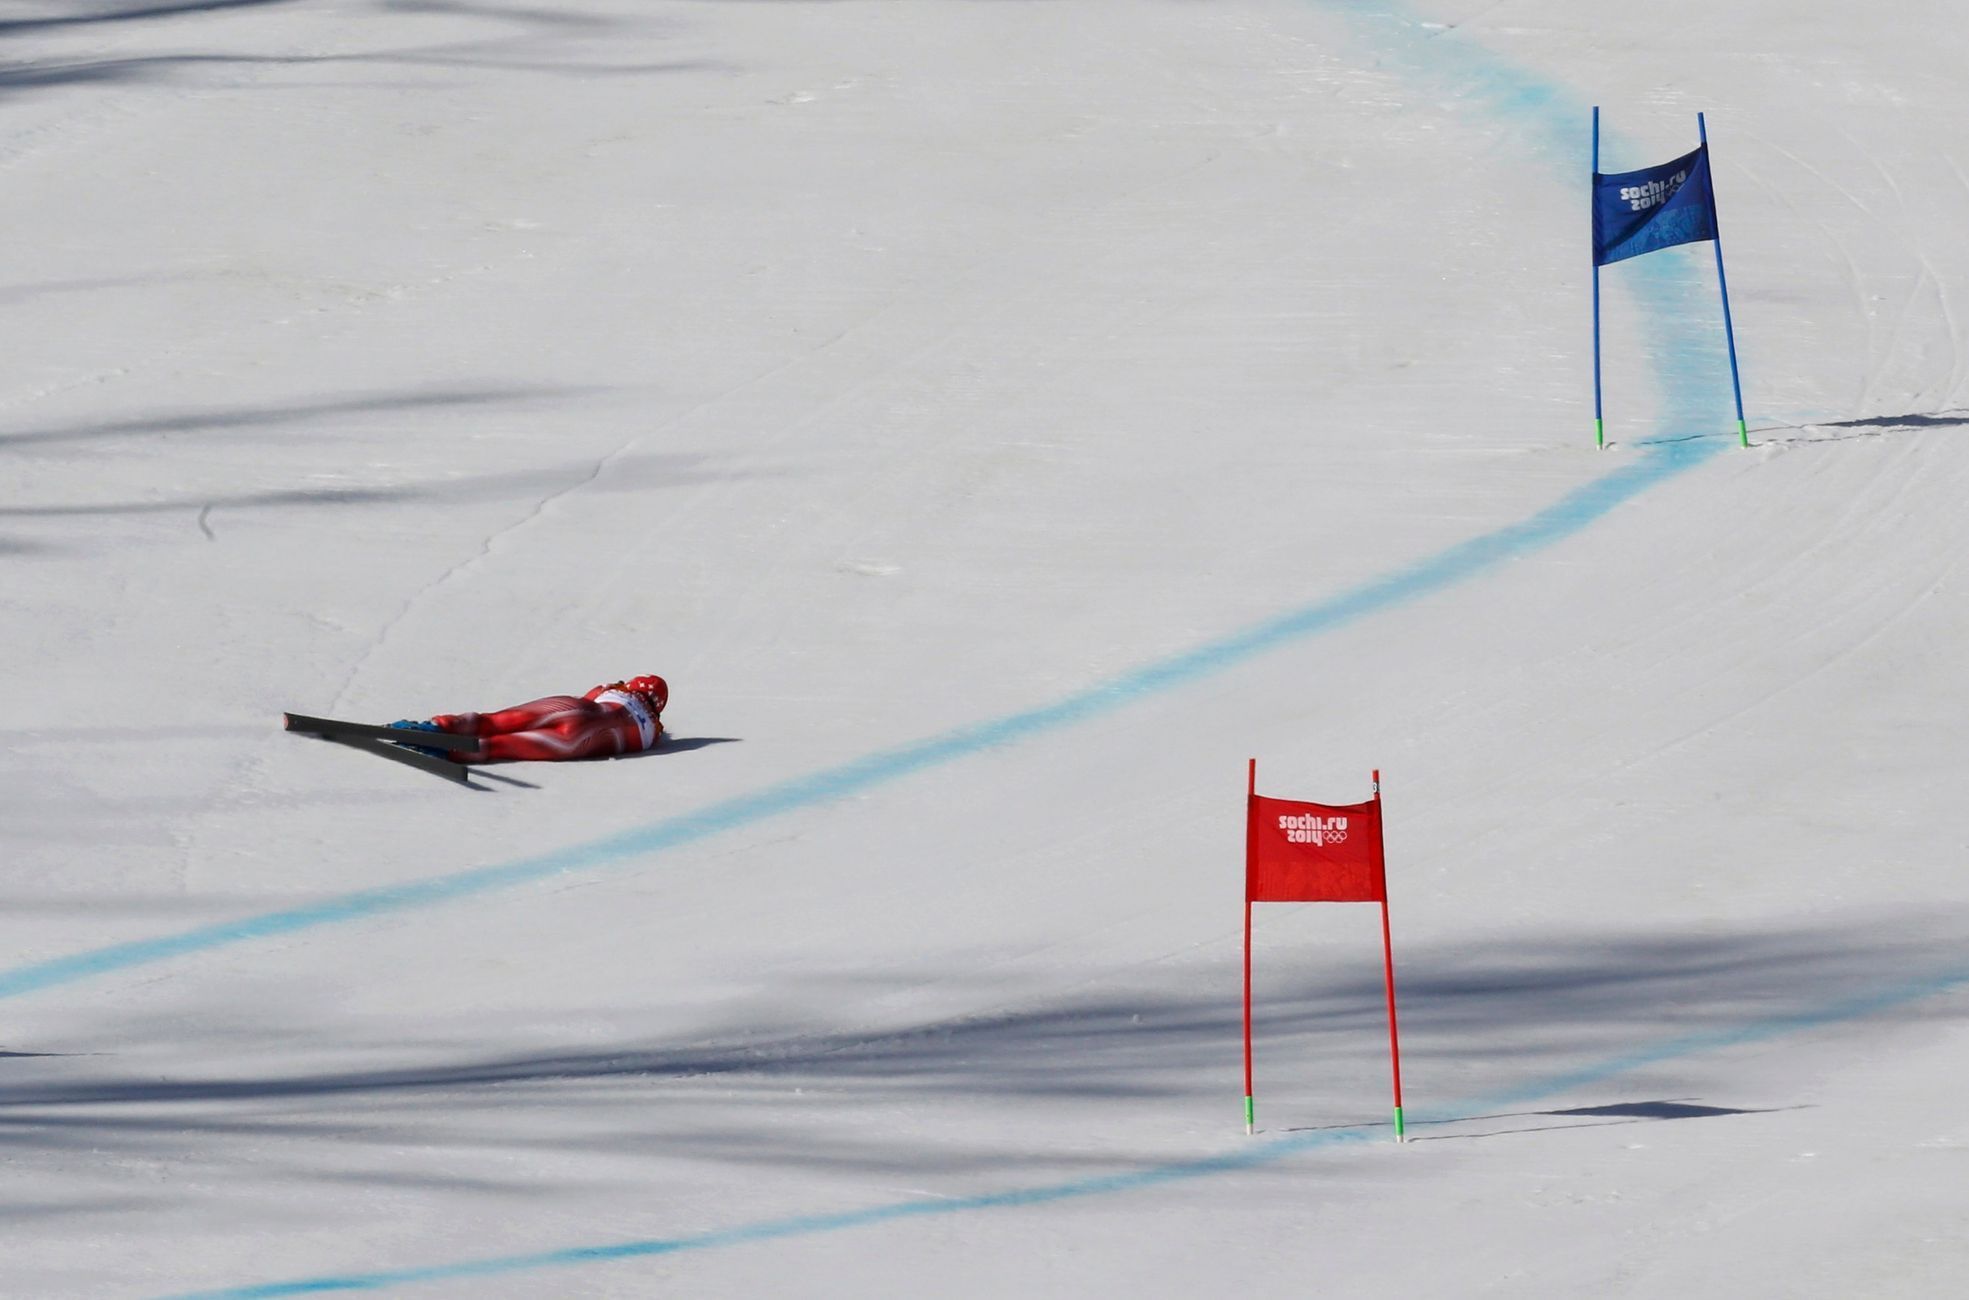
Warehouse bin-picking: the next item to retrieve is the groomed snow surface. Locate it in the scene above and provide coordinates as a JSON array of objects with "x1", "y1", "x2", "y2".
[{"x1": 3, "y1": 1, "x2": 1966, "y2": 1295}]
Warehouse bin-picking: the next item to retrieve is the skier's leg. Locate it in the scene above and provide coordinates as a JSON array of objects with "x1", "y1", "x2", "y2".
[
  {"x1": 461, "y1": 712, "x2": 644, "y2": 763},
  {"x1": 431, "y1": 696, "x2": 596, "y2": 737}
]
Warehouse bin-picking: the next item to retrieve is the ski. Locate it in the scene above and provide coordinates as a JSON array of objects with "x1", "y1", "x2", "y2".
[
  {"x1": 282, "y1": 712, "x2": 483, "y2": 754},
  {"x1": 299, "y1": 732, "x2": 475, "y2": 785}
]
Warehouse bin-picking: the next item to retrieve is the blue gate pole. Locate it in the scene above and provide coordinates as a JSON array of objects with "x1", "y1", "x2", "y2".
[
  {"x1": 1699, "y1": 112, "x2": 1750, "y2": 447},
  {"x1": 1592, "y1": 107, "x2": 1605, "y2": 449}
]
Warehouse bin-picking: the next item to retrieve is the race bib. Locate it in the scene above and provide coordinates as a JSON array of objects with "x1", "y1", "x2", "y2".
[{"x1": 595, "y1": 689, "x2": 658, "y2": 749}]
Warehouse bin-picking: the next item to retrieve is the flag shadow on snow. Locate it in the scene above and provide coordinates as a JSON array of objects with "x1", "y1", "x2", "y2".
[
  {"x1": 1280, "y1": 1097, "x2": 1794, "y2": 1139},
  {"x1": 1393, "y1": 1098, "x2": 1803, "y2": 1143},
  {"x1": 1762, "y1": 409, "x2": 1969, "y2": 445}
]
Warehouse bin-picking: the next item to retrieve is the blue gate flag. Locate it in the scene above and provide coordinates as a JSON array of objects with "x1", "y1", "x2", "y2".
[{"x1": 1593, "y1": 145, "x2": 1717, "y2": 266}]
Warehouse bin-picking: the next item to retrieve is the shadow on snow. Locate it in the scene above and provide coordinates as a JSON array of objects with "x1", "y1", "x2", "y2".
[{"x1": 0, "y1": 913, "x2": 1961, "y2": 1202}]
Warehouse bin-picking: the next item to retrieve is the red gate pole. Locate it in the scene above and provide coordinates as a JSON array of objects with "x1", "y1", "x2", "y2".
[
  {"x1": 1243, "y1": 758, "x2": 1257, "y2": 1134},
  {"x1": 1374, "y1": 770, "x2": 1407, "y2": 1142}
]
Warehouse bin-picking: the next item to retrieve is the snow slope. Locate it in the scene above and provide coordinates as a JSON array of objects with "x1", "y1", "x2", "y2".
[{"x1": 1, "y1": 1, "x2": 1966, "y2": 1295}]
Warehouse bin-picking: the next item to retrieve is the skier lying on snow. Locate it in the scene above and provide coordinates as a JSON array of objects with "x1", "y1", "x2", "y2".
[{"x1": 390, "y1": 675, "x2": 667, "y2": 763}]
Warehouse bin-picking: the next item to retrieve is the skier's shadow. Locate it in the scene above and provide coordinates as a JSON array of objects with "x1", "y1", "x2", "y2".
[
  {"x1": 467, "y1": 769, "x2": 542, "y2": 790},
  {"x1": 468, "y1": 737, "x2": 740, "y2": 788},
  {"x1": 613, "y1": 736, "x2": 742, "y2": 759}
]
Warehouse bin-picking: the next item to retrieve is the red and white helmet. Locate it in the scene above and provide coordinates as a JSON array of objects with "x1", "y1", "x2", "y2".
[{"x1": 621, "y1": 674, "x2": 667, "y2": 713}]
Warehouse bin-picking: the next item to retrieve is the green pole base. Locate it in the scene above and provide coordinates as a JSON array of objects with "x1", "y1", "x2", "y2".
[
  {"x1": 1393, "y1": 1105, "x2": 1406, "y2": 1143},
  {"x1": 1595, "y1": 418, "x2": 1606, "y2": 450},
  {"x1": 1244, "y1": 1096, "x2": 1255, "y2": 1135},
  {"x1": 1737, "y1": 418, "x2": 1750, "y2": 448}
]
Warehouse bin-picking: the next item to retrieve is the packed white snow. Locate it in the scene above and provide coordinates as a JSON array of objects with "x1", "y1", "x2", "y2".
[{"x1": 2, "y1": 1, "x2": 1965, "y2": 1295}]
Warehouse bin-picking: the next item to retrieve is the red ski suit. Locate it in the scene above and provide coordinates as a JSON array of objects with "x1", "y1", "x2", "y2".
[{"x1": 430, "y1": 680, "x2": 664, "y2": 764}]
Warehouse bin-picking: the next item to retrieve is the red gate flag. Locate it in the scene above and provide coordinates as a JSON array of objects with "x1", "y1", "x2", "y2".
[
  {"x1": 1243, "y1": 762, "x2": 1404, "y2": 1142},
  {"x1": 1246, "y1": 794, "x2": 1385, "y2": 903}
]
